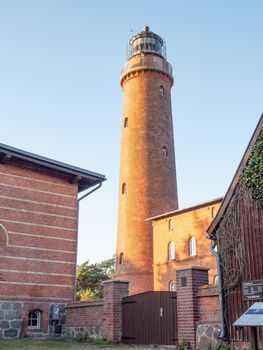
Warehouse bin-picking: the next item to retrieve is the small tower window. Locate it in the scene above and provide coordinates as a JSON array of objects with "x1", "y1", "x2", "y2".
[
  {"x1": 28, "y1": 310, "x2": 41, "y2": 328},
  {"x1": 168, "y1": 241, "x2": 175, "y2": 260},
  {"x1": 161, "y1": 146, "x2": 168, "y2": 158},
  {"x1": 169, "y1": 280, "x2": 176, "y2": 291},
  {"x1": 124, "y1": 117, "x2": 128, "y2": 128},
  {"x1": 119, "y1": 252, "x2": 125, "y2": 265},
  {"x1": 122, "y1": 183, "x2": 126, "y2": 194},
  {"x1": 168, "y1": 219, "x2": 173, "y2": 231},
  {"x1": 159, "y1": 86, "x2": 164, "y2": 96},
  {"x1": 189, "y1": 237, "x2": 196, "y2": 256}
]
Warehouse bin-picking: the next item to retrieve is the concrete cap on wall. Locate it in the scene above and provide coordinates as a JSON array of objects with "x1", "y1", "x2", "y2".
[
  {"x1": 176, "y1": 266, "x2": 210, "y2": 272},
  {"x1": 102, "y1": 279, "x2": 129, "y2": 285}
]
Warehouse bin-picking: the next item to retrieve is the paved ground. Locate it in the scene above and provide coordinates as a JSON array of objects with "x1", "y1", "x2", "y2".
[{"x1": 0, "y1": 339, "x2": 175, "y2": 350}]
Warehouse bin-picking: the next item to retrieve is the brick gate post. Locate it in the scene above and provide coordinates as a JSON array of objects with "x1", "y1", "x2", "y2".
[
  {"x1": 102, "y1": 279, "x2": 129, "y2": 342},
  {"x1": 176, "y1": 266, "x2": 209, "y2": 349}
]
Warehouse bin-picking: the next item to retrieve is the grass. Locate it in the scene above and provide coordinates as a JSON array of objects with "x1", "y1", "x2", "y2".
[{"x1": 0, "y1": 338, "x2": 122, "y2": 350}]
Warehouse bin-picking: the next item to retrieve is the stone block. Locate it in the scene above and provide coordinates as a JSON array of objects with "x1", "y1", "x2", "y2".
[
  {"x1": 14, "y1": 310, "x2": 22, "y2": 320},
  {"x1": 4, "y1": 328, "x2": 18, "y2": 338},
  {"x1": 12, "y1": 303, "x2": 23, "y2": 311},
  {"x1": 0, "y1": 310, "x2": 4, "y2": 320},
  {"x1": 10, "y1": 320, "x2": 22, "y2": 329},
  {"x1": 2, "y1": 303, "x2": 12, "y2": 311},
  {"x1": 0, "y1": 320, "x2": 10, "y2": 329},
  {"x1": 4, "y1": 310, "x2": 14, "y2": 320}
]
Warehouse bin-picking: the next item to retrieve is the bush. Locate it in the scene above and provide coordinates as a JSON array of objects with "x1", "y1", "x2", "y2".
[{"x1": 176, "y1": 341, "x2": 191, "y2": 350}]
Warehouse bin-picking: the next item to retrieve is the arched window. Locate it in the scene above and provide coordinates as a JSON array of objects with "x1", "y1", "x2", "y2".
[
  {"x1": 211, "y1": 207, "x2": 216, "y2": 218},
  {"x1": 121, "y1": 183, "x2": 126, "y2": 194},
  {"x1": 119, "y1": 253, "x2": 125, "y2": 265},
  {"x1": 213, "y1": 275, "x2": 219, "y2": 286},
  {"x1": 124, "y1": 117, "x2": 128, "y2": 128},
  {"x1": 28, "y1": 310, "x2": 41, "y2": 328},
  {"x1": 169, "y1": 280, "x2": 176, "y2": 291},
  {"x1": 168, "y1": 219, "x2": 173, "y2": 231},
  {"x1": 189, "y1": 237, "x2": 196, "y2": 256},
  {"x1": 159, "y1": 86, "x2": 164, "y2": 96},
  {"x1": 161, "y1": 146, "x2": 168, "y2": 158},
  {"x1": 168, "y1": 241, "x2": 175, "y2": 260}
]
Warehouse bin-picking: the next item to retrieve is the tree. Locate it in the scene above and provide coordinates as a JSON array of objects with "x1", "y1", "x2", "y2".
[{"x1": 76, "y1": 257, "x2": 115, "y2": 300}]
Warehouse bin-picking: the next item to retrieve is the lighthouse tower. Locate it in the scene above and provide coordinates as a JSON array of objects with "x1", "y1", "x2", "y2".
[{"x1": 115, "y1": 26, "x2": 178, "y2": 294}]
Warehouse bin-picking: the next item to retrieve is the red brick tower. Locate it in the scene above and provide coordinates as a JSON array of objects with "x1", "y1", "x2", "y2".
[{"x1": 115, "y1": 26, "x2": 178, "y2": 294}]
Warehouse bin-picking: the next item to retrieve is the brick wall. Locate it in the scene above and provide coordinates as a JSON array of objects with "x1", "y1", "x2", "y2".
[
  {"x1": 63, "y1": 280, "x2": 129, "y2": 342},
  {"x1": 197, "y1": 285, "x2": 220, "y2": 323},
  {"x1": 0, "y1": 161, "x2": 78, "y2": 335},
  {"x1": 64, "y1": 300, "x2": 103, "y2": 339}
]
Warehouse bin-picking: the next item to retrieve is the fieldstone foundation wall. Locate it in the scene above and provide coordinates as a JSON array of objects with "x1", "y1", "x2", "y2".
[
  {"x1": 196, "y1": 324, "x2": 221, "y2": 350},
  {"x1": 63, "y1": 325, "x2": 102, "y2": 339},
  {"x1": 0, "y1": 302, "x2": 23, "y2": 339}
]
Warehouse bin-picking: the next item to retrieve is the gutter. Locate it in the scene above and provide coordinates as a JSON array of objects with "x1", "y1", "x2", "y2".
[
  {"x1": 73, "y1": 181, "x2": 103, "y2": 301},
  {"x1": 210, "y1": 240, "x2": 226, "y2": 340}
]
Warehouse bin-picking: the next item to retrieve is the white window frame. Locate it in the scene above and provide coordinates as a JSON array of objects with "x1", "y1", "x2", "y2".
[
  {"x1": 189, "y1": 236, "x2": 196, "y2": 256},
  {"x1": 28, "y1": 310, "x2": 41, "y2": 329},
  {"x1": 169, "y1": 280, "x2": 176, "y2": 291},
  {"x1": 168, "y1": 241, "x2": 175, "y2": 260},
  {"x1": 162, "y1": 146, "x2": 168, "y2": 158}
]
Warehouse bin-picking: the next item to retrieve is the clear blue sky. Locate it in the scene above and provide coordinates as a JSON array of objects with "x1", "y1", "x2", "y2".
[{"x1": 0, "y1": 1, "x2": 262, "y2": 263}]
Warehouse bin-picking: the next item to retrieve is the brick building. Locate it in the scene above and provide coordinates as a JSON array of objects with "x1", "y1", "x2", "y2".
[
  {"x1": 150, "y1": 197, "x2": 222, "y2": 291},
  {"x1": 0, "y1": 143, "x2": 105, "y2": 338}
]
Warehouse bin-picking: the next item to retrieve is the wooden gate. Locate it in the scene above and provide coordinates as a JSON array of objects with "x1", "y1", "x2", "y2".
[{"x1": 122, "y1": 291, "x2": 177, "y2": 345}]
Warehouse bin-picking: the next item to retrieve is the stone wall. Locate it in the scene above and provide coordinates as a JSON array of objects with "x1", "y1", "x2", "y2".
[{"x1": 0, "y1": 302, "x2": 23, "y2": 339}]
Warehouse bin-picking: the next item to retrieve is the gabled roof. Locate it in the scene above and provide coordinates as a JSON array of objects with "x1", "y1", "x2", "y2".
[
  {"x1": 147, "y1": 197, "x2": 223, "y2": 221},
  {"x1": 207, "y1": 113, "x2": 263, "y2": 239},
  {"x1": 0, "y1": 143, "x2": 106, "y2": 193}
]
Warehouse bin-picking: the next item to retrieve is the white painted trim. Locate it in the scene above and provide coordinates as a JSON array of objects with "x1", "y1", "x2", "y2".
[
  {"x1": 0, "y1": 182, "x2": 75, "y2": 198},
  {"x1": 0, "y1": 281, "x2": 72, "y2": 288},
  {"x1": 0, "y1": 195, "x2": 76, "y2": 211},
  {"x1": 1, "y1": 219, "x2": 76, "y2": 231},
  {"x1": 0, "y1": 171, "x2": 71, "y2": 188},
  {"x1": 0, "y1": 206, "x2": 76, "y2": 220},
  {"x1": 0, "y1": 269, "x2": 74, "y2": 277},
  {"x1": 8, "y1": 244, "x2": 75, "y2": 254},
  {"x1": 0, "y1": 255, "x2": 74, "y2": 264},
  {"x1": 9, "y1": 231, "x2": 75, "y2": 242}
]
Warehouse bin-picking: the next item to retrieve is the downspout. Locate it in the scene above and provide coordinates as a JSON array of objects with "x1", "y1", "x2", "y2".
[
  {"x1": 210, "y1": 239, "x2": 226, "y2": 340},
  {"x1": 73, "y1": 181, "x2": 103, "y2": 301}
]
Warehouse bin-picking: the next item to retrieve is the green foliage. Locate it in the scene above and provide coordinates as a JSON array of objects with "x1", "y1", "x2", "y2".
[
  {"x1": 176, "y1": 341, "x2": 191, "y2": 350},
  {"x1": 240, "y1": 129, "x2": 263, "y2": 208},
  {"x1": 76, "y1": 257, "x2": 115, "y2": 300},
  {"x1": 215, "y1": 342, "x2": 232, "y2": 350}
]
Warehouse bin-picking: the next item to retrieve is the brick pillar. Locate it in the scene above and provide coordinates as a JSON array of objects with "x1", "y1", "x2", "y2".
[
  {"x1": 102, "y1": 279, "x2": 129, "y2": 342},
  {"x1": 176, "y1": 266, "x2": 209, "y2": 349}
]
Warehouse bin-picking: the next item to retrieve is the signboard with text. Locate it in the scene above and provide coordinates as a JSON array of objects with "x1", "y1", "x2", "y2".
[{"x1": 243, "y1": 280, "x2": 263, "y2": 300}]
